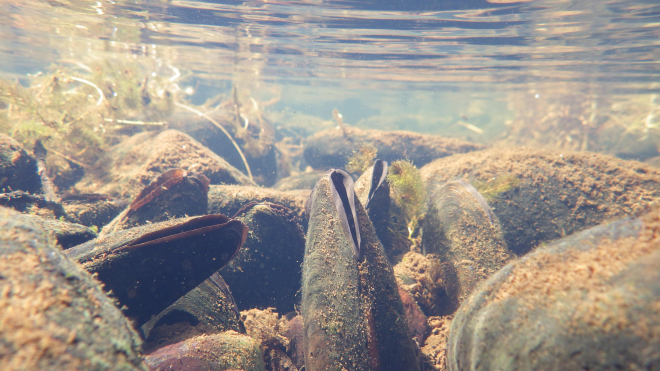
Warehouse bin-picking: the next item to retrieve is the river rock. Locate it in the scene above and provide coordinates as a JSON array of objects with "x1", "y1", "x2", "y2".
[
  {"x1": 0, "y1": 206, "x2": 146, "y2": 370},
  {"x1": 219, "y1": 202, "x2": 305, "y2": 313},
  {"x1": 0, "y1": 134, "x2": 41, "y2": 194},
  {"x1": 75, "y1": 129, "x2": 254, "y2": 203},
  {"x1": 303, "y1": 125, "x2": 484, "y2": 170},
  {"x1": 447, "y1": 206, "x2": 660, "y2": 371},
  {"x1": 421, "y1": 147, "x2": 660, "y2": 255}
]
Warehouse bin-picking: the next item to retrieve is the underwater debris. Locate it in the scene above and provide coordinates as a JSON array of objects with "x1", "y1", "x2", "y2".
[{"x1": 346, "y1": 142, "x2": 377, "y2": 175}]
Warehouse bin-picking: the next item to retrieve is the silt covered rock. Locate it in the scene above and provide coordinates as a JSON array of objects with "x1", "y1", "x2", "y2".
[
  {"x1": 0, "y1": 206, "x2": 146, "y2": 370},
  {"x1": 75, "y1": 129, "x2": 254, "y2": 203},
  {"x1": 421, "y1": 147, "x2": 660, "y2": 255},
  {"x1": 0, "y1": 134, "x2": 41, "y2": 194},
  {"x1": 304, "y1": 125, "x2": 484, "y2": 170},
  {"x1": 447, "y1": 207, "x2": 660, "y2": 371}
]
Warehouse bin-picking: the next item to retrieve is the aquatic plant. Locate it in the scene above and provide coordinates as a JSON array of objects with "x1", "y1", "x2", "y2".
[
  {"x1": 471, "y1": 174, "x2": 520, "y2": 204},
  {"x1": 346, "y1": 143, "x2": 377, "y2": 175},
  {"x1": 0, "y1": 59, "x2": 178, "y2": 180},
  {"x1": 387, "y1": 159, "x2": 426, "y2": 241}
]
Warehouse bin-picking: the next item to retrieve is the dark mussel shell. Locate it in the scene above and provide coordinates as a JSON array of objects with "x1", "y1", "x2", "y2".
[
  {"x1": 103, "y1": 168, "x2": 210, "y2": 234},
  {"x1": 303, "y1": 170, "x2": 419, "y2": 371},
  {"x1": 66, "y1": 214, "x2": 247, "y2": 327},
  {"x1": 141, "y1": 272, "x2": 244, "y2": 352}
]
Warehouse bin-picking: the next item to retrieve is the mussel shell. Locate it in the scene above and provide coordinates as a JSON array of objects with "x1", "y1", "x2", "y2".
[
  {"x1": 422, "y1": 180, "x2": 513, "y2": 313},
  {"x1": 303, "y1": 173, "x2": 369, "y2": 371},
  {"x1": 303, "y1": 171, "x2": 419, "y2": 371},
  {"x1": 66, "y1": 214, "x2": 247, "y2": 327},
  {"x1": 141, "y1": 272, "x2": 244, "y2": 352}
]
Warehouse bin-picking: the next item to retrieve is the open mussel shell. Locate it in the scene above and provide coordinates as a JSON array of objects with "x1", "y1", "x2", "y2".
[
  {"x1": 102, "y1": 168, "x2": 210, "y2": 234},
  {"x1": 0, "y1": 207, "x2": 146, "y2": 370},
  {"x1": 66, "y1": 214, "x2": 247, "y2": 327},
  {"x1": 141, "y1": 272, "x2": 244, "y2": 352},
  {"x1": 447, "y1": 207, "x2": 660, "y2": 371},
  {"x1": 303, "y1": 169, "x2": 419, "y2": 371},
  {"x1": 422, "y1": 180, "x2": 513, "y2": 313},
  {"x1": 354, "y1": 159, "x2": 394, "y2": 259}
]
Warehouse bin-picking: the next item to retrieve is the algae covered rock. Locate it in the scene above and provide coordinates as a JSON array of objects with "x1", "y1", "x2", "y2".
[
  {"x1": 24, "y1": 213, "x2": 97, "y2": 249},
  {"x1": 273, "y1": 169, "x2": 327, "y2": 191},
  {"x1": 0, "y1": 134, "x2": 41, "y2": 193},
  {"x1": 447, "y1": 207, "x2": 660, "y2": 371},
  {"x1": 75, "y1": 129, "x2": 254, "y2": 203},
  {"x1": 421, "y1": 147, "x2": 660, "y2": 255},
  {"x1": 61, "y1": 193, "x2": 123, "y2": 229},
  {"x1": 303, "y1": 125, "x2": 484, "y2": 170},
  {"x1": 144, "y1": 331, "x2": 265, "y2": 371},
  {"x1": 0, "y1": 206, "x2": 146, "y2": 370}
]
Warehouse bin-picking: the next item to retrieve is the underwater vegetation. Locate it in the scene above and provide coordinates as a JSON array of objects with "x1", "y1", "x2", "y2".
[
  {"x1": 387, "y1": 159, "x2": 426, "y2": 242},
  {"x1": 471, "y1": 174, "x2": 520, "y2": 204},
  {"x1": 346, "y1": 142, "x2": 378, "y2": 175},
  {"x1": 0, "y1": 59, "x2": 177, "y2": 178}
]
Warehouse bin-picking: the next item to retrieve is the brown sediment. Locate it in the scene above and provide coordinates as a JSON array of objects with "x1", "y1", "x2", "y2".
[
  {"x1": 421, "y1": 315, "x2": 453, "y2": 370},
  {"x1": 422, "y1": 147, "x2": 660, "y2": 254}
]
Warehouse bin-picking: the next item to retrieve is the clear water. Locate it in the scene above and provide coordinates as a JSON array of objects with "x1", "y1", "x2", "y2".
[{"x1": 2, "y1": 0, "x2": 659, "y2": 147}]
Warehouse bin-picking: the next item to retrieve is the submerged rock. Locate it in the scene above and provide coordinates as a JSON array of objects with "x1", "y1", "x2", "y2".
[
  {"x1": 24, "y1": 213, "x2": 97, "y2": 249},
  {"x1": 66, "y1": 214, "x2": 247, "y2": 327},
  {"x1": 0, "y1": 134, "x2": 41, "y2": 194},
  {"x1": 303, "y1": 169, "x2": 419, "y2": 371},
  {"x1": 421, "y1": 147, "x2": 660, "y2": 255},
  {"x1": 447, "y1": 207, "x2": 660, "y2": 371},
  {"x1": 273, "y1": 169, "x2": 327, "y2": 191},
  {"x1": 0, "y1": 207, "x2": 146, "y2": 370},
  {"x1": 75, "y1": 129, "x2": 254, "y2": 203},
  {"x1": 61, "y1": 193, "x2": 123, "y2": 230},
  {"x1": 144, "y1": 331, "x2": 265, "y2": 371},
  {"x1": 303, "y1": 125, "x2": 484, "y2": 170}
]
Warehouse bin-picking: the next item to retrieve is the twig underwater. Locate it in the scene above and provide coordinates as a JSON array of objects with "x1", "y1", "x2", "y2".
[{"x1": 174, "y1": 102, "x2": 254, "y2": 182}]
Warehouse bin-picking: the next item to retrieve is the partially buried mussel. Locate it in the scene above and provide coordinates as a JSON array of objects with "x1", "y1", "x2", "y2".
[
  {"x1": 302, "y1": 169, "x2": 419, "y2": 371},
  {"x1": 66, "y1": 213, "x2": 247, "y2": 327}
]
